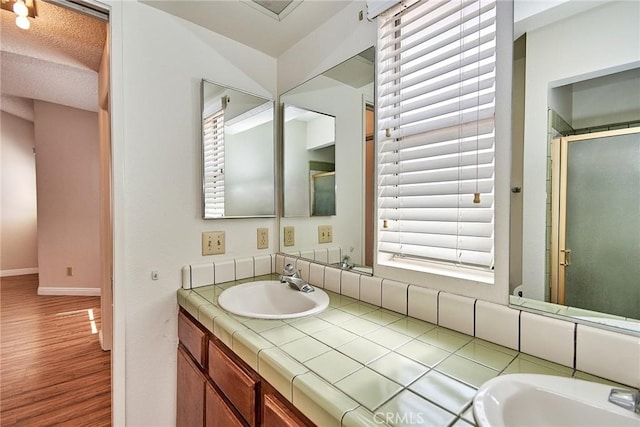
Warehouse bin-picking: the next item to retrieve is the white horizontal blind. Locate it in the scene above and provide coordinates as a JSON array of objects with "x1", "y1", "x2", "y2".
[
  {"x1": 377, "y1": 0, "x2": 496, "y2": 269},
  {"x1": 203, "y1": 110, "x2": 225, "y2": 218}
]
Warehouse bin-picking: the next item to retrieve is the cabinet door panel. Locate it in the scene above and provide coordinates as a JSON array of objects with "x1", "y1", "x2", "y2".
[
  {"x1": 177, "y1": 347, "x2": 206, "y2": 427},
  {"x1": 263, "y1": 393, "x2": 313, "y2": 427},
  {"x1": 205, "y1": 382, "x2": 244, "y2": 427},
  {"x1": 208, "y1": 340, "x2": 258, "y2": 426},
  {"x1": 179, "y1": 310, "x2": 207, "y2": 368}
]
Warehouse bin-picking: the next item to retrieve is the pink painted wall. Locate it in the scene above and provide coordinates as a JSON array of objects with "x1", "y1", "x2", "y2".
[
  {"x1": 34, "y1": 101, "x2": 101, "y2": 292},
  {"x1": 1, "y1": 111, "x2": 38, "y2": 273}
]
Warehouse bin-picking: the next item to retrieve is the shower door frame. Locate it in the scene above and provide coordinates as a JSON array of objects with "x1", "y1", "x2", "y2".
[{"x1": 550, "y1": 126, "x2": 640, "y2": 305}]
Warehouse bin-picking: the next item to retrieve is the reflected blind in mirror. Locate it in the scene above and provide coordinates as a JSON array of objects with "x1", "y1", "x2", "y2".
[
  {"x1": 203, "y1": 109, "x2": 225, "y2": 218},
  {"x1": 376, "y1": 0, "x2": 496, "y2": 269}
]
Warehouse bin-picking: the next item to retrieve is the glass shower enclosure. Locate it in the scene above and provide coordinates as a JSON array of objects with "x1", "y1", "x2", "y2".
[{"x1": 550, "y1": 127, "x2": 640, "y2": 319}]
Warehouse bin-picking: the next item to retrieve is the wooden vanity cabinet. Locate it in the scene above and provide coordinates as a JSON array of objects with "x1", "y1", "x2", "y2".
[{"x1": 177, "y1": 308, "x2": 314, "y2": 427}]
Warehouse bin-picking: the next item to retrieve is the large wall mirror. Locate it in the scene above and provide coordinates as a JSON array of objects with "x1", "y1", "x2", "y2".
[
  {"x1": 201, "y1": 80, "x2": 276, "y2": 219},
  {"x1": 511, "y1": 1, "x2": 640, "y2": 334},
  {"x1": 280, "y1": 47, "x2": 375, "y2": 272}
]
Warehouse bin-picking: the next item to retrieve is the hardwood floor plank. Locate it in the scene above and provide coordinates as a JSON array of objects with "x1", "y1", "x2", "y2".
[{"x1": 1, "y1": 275, "x2": 111, "y2": 426}]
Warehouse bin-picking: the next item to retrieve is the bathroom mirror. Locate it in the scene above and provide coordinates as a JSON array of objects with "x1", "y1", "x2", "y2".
[
  {"x1": 201, "y1": 79, "x2": 276, "y2": 219},
  {"x1": 283, "y1": 105, "x2": 336, "y2": 217},
  {"x1": 280, "y1": 47, "x2": 375, "y2": 272},
  {"x1": 510, "y1": 0, "x2": 640, "y2": 333}
]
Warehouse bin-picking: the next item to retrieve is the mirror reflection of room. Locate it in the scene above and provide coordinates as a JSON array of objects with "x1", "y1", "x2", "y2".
[
  {"x1": 201, "y1": 80, "x2": 275, "y2": 219},
  {"x1": 280, "y1": 47, "x2": 374, "y2": 271},
  {"x1": 510, "y1": 0, "x2": 640, "y2": 331},
  {"x1": 283, "y1": 105, "x2": 336, "y2": 217}
]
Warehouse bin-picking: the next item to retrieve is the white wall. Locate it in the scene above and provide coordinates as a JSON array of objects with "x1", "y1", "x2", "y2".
[
  {"x1": 0, "y1": 111, "x2": 38, "y2": 275},
  {"x1": 108, "y1": 2, "x2": 277, "y2": 425},
  {"x1": 571, "y1": 68, "x2": 640, "y2": 128},
  {"x1": 33, "y1": 101, "x2": 101, "y2": 293},
  {"x1": 521, "y1": 1, "x2": 640, "y2": 300}
]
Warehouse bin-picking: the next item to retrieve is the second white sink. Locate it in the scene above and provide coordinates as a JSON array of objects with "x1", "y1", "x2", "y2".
[
  {"x1": 217, "y1": 280, "x2": 329, "y2": 320},
  {"x1": 473, "y1": 374, "x2": 640, "y2": 427}
]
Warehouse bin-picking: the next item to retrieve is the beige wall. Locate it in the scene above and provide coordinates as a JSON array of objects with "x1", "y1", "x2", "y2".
[
  {"x1": 1, "y1": 111, "x2": 38, "y2": 274},
  {"x1": 34, "y1": 101, "x2": 101, "y2": 293}
]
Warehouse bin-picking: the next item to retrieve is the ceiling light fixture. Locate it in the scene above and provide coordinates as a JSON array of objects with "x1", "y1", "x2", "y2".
[
  {"x1": 1, "y1": 0, "x2": 37, "y2": 30},
  {"x1": 16, "y1": 14, "x2": 29, "y2": 29},
  {"x1": 13, "y1": 0, "x2": 27, "y2": 15}
]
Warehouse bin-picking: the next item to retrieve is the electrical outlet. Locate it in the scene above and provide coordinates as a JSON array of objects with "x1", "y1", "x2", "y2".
[
  {"x1": 283, "y1": 226, "x2": 295, "y2": 247},
  {"x1": 66, "y1": 266, "x2": 73, "y2": 276},
  {"x1": 257, "y1": 228, "x2": 269, "y2": 249},
  {"x1": 318, "y1": 225, "x2": 333, "y2": 243},
  {"x1": 202, "y1": 231, "x2": 225, "y2": 255}
]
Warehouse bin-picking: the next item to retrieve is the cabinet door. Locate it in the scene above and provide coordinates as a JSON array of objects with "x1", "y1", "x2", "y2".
[
  {"x1": 177, "y1": 346, "x2": 206, "y2": 427},
  {"x1": 205, "y1": 382, "x2": 244, "y2": 427},
  {"x1": 263, "y1": 394, "x2": 313, "y2": 427},
  {"x1": 208, "y1": 340, "x2": 258, "y2": 426}
]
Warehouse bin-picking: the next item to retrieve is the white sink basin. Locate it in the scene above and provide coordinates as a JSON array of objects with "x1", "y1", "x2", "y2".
[
  {"x1": 217, "y1": 280, "x2": 329, "y2": 319},
  {"x1": 473, "y1": 374, "x2": 640, "y2": 427}
]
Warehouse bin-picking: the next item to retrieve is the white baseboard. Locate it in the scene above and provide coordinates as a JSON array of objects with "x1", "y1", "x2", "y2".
[
  {"x1": 37, "y1": 286, "x2": 101, "y2": 296},
  {"x1": 1, "y1": 268, "x2": 39, "y2": 277}
]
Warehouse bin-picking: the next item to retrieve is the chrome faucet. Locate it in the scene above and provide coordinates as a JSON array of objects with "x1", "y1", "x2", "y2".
[
  {"x1": 339, "y1": 255, "x2": 354, "y2": 270},
  {"x1": 608, "y1": 388, "x2": 640, "y2": 413},
  {"x1": 279, "y1": 264, "x2": 314, "y2": 293}
]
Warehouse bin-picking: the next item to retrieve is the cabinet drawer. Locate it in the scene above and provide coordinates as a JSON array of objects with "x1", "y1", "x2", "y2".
[
  {"x1": 205, "y1": 382, "x2": 244, "y2": 427},
  {"x1": 208, "y1": 340, "x2": 258, "y2": 426},
  {"x1": 179, "y1": 310, "x2": 207, "y2": 368},
  {"x1": 263, "y1": 394, "x2": 313, "y2": 427}
]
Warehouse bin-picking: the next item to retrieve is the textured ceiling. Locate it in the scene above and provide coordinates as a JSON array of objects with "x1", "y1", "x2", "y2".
[{"x1": 0, "y1": 1, "x2": 107, "y2": 121}]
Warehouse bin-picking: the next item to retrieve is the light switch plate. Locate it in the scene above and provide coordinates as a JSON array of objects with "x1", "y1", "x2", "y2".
[
  {"x1": 283, "y1": 226, "x2": 295, "y2": 246},
  {"x1": 202, "y1": 231, "x2": 225, "y2": 255},
  {"x1": 257, "y1": 228, "x2": 269, "y2": 249},
  {"x1": 318, "y1": 225, "x2": 332, "y2": 243}
]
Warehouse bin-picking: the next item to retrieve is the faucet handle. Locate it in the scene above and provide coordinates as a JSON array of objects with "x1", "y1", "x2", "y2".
[{"x1": 283, "y1": 263, "x2": 295, "y2": 275}]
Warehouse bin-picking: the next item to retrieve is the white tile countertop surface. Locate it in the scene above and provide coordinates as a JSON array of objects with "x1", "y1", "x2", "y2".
[{"x1": 178, "y1": 275, "x2": 637, "y2": 427}]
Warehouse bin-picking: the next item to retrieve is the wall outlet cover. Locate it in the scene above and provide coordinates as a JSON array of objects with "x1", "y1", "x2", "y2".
[
  {"x1": 283, "y1": 226, "x2": 295, "y2": 247},
  {"x1": 257, "y1": 228, "x2": 269, "y2": 249}
]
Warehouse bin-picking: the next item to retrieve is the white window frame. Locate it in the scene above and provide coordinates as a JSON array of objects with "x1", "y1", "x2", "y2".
[{"x1": 375, "y1": 0, "x2": 503, "y2": 282}]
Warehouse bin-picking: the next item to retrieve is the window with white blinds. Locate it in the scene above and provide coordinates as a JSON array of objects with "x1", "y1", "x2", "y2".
[
  {"x1": 203, "y1": 110, "x2": 225, "y2": 218},
  {"x1": 377, "y1": 0, "x2": 496, "y2": 270}
]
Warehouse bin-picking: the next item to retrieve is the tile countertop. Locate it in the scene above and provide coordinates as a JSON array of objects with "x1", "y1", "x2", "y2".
[{"x1": 177, "y1": 275, "x2": 635, "y2": 427}]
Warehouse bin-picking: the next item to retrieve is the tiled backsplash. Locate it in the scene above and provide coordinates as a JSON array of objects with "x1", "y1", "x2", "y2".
[{"x1": 182, "y1": 253, "x2": 640, "y2": 388}]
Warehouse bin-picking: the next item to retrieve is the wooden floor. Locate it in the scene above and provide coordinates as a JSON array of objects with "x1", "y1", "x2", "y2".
[{"x1": 1, "y1": 274, "x2": 111, "y2": 426}]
